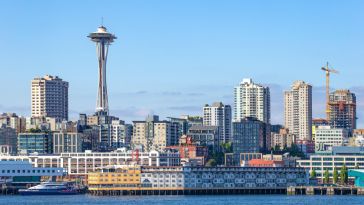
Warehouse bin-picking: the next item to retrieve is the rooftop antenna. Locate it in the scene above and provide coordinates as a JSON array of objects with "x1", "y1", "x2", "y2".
[{"x1": 101, "y1": 17, "x2": 104, "y2": 26}]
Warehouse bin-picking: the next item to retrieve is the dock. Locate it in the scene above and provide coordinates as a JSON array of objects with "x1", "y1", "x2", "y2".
[
  {"x1": 287, "y1": 186, "x2": 364, "y2": 195},
  {"x1": 88, "y1": 188, "x2": 287, "y2": 196},
  {"x1": 89, "y1": 186, "x2": 364, "y2": 196}
]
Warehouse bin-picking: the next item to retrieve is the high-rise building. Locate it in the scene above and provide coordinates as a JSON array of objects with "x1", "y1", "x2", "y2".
[
  {"x1": 88, "y1": 25, "x2": 117, "y2": 116},
  {"x1": 328, "y1": 90, "x2": 356, "y2": 133},
  {"x1": 131, "y1": 115, "x2": 179, "y2": 152},
  {"x1": 234, "y1": 78, "x2": 270, "y2": 123},
  {"x1": 232, "y1": 117, "x2": 271, "y2": 154},
  {"x1": 284, "y1": 81, "x2": 312, "y2": 140},
  {"x1": 203, "y1": 102, "x2": 232, "y2": 143},
  {"x1": 31, "y1": 75, "x2": 68, "y2": 120}
]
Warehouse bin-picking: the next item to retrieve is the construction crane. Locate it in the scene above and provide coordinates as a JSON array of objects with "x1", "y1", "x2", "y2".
[{"x1": 321, "y1": 62, "x2": 339, "y2": 120}]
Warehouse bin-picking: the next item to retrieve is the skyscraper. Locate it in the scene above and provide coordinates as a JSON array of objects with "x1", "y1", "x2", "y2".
[
  {"x1": 203, "y1": 102, "x2": 232, "y2": 143},
  {"x1": 284, "y1": 81, "x2": 312, "y2": 140},
  {"x1": 31, "y1": 75, "x2": 68, "y2": 120},
  {"x1": 234, "y1": 78, "x2": 270, "y2": 123},
  {"x1": 88, "y1": 25, "x2": 117, "y2": 116},
  {"x1": 328, "y1": 90, "x2": 356, "y2": 133}
]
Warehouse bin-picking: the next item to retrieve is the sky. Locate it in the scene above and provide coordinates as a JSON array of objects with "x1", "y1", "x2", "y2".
[{"x1": 0, "y1": 0, "x2": 364, "y2": 126}]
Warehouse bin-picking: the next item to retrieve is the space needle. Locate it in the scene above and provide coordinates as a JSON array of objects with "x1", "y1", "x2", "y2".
[{"x1": 88, "y1": 25, "x2": 117, "y2": 116}]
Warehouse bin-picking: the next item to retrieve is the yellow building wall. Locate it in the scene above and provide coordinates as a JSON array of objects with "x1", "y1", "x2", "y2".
[{"x1": 88, "y1": 166, "x2": 141, "y2": 190}]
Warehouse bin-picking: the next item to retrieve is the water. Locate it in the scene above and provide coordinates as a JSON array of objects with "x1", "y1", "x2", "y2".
[{"x1": 0, "y1": 195, "x2": 364, "y2": 205}]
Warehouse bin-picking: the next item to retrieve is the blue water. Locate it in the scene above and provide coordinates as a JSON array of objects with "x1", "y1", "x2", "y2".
[{"x1": 0, "y1": 195, "x2": 364, "y2": 205}]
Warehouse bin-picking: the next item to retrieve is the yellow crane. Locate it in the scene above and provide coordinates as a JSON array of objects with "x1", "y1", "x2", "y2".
[{"x1": 321, "y1": 62, "x2": 339, "y2": 120}]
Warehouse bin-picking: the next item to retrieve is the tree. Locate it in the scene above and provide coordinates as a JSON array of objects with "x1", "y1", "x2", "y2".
[
  {"x1": 274, "y1": 145, "x2": 281, "y2": 152},
  {"x1": 355, "y1": 164, "x2": 360, "y2": 169},
  {"x1": 333, "y1": 167, "x2": 339, "y2": 184},
  {"x1": 340, "y1": 165, "x2": 348, "y2": 185},
  {"x1": 206, "y1": 159, "x2": 217, "y2": 167},
  {"x1": 221, "y1": 142, "x2": 232, "y2": 153},
  {"x1": 323, "y1": 169, "x2": 330, "y2": 184},
  {"x1": 310, "y1": 169, "x2": 317, "y2": 179}
]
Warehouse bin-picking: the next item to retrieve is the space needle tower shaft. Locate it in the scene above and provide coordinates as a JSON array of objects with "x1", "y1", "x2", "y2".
[{"x1": 88, "y1": 26, "x2": 117, "y2": 116}]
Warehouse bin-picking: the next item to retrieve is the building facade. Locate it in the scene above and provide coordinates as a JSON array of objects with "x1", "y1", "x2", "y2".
[
  {"x1": 53, "y1": 132, "x2": 82, "y2": 154},
  {"x1": 31, "y1": 75, "x2": 68, "y2": 120},
  {"x1": 0, "y1": 150, "x2": 180, "y2": 177},
  {"x1": 297, "y1": 147, "x2": 364, "y2": 181},
  {"x1": 234, "y1": 78, "x2": 270, "y2": 124},
  {"x1": 0, "y1": 113, "x2": 26, "y2": 134},
  {"x1": 271, "y1": 128, "x2": 296, "y2": 150},
  {"x1": 111, "y1": 120, "x2": 133, "y2": 148},
  {"x1": 88, "y1": 165, "x2": 308, "y2": 191},
  {"x1": 284, "y1": 81, "x2": 312, "y2": 140},
  {"x1": 314, "y1": 126, "x2": 348, "y2": 153},
  {"x1": 328, "y1": 90, "x2": 356, "y2": 134},
  {"x1": 0, "y1": 126, "x2": 17, "y2": 154},
  {"x1": 0, "y1": 161, "x2": 64, "y2": 185},
  {"x1": 203, "y1": 102, "x2": 232, "y2": 143},
  {"x1": 131, "y1": 115, "x2": 179, "y2": 152},
  {"x1": 233, "y1": 118, "x2": 270, "y2": 154},
  {"x1": 18, "y1": 133, "x2": 52, "y2": 154},
  {"x1": 187, "y1": 125, "x2": 220, "y2": 152}
]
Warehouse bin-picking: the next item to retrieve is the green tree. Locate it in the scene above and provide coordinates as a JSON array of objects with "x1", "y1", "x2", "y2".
[
  {"x1": 323, "y1": 169, "x2": 330, "y2": 184},
  {"x1": 340, "y1": 165, "x2": 348, "y2": 185},
  {"x1": 206, "y1": 159, "x2": 217, "y2": 167},
  {"x1": 310, "y1": 169, "x2": 317, "y2": 179},
  {"x1": 333, "y1": 167, "x2": 339, "y2": 184},
  {"x1": 355, "y1": 164, "x2": 360, "y2": 169},
  {"x1": 221, "y1": 142, "x2": 232, "y2": 153}
]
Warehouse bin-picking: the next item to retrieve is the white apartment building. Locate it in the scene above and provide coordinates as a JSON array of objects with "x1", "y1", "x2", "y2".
[
  {"x1": 31, "y1": 75, "x2": 69, "y2": 120},
  {"x1": 234, "y1": 78, "x2": 270, "y2": 123},
  {"x1": 111, "y1": 120, "x2": 133, "y2": 148},
  {"x1": 315, "y1": 126, "x2": 348, "y2": 152},
  {"x1": 284, "y1": 81, "x2": 312, "y2": 141},
  {"x1": 203, "y1": 102, "x2": 232, "y2": 143}
]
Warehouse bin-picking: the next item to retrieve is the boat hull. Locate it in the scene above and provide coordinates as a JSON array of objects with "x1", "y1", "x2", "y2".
[{"x1": 19, "y1": 190, "x2": 79, "y2": 195}]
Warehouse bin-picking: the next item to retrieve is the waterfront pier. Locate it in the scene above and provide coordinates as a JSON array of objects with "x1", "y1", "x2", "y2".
[
  {"x1": 88, "y1": 188, "x2": 287, "y2": 196},
  {"x1": 287, "y1": 186, "x2": 364, "y2": 195},
  {"x1": 89, "y1": 186, "x2": 364, "y2": 196}
]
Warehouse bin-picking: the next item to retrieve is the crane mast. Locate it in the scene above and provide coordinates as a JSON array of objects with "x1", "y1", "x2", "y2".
[{"x1": 321, "y1": 62, "x2": 339, "y2": 120}]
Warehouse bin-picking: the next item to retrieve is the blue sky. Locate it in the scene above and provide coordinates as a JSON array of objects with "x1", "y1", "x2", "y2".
[{"x1": 0, "y1": 0, "x2": 364, "y2": 125}]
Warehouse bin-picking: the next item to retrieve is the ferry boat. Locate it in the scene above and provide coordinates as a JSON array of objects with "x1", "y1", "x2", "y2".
[{"x1": 19, "y1": 182, "x2": 80, "y2": 195}]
